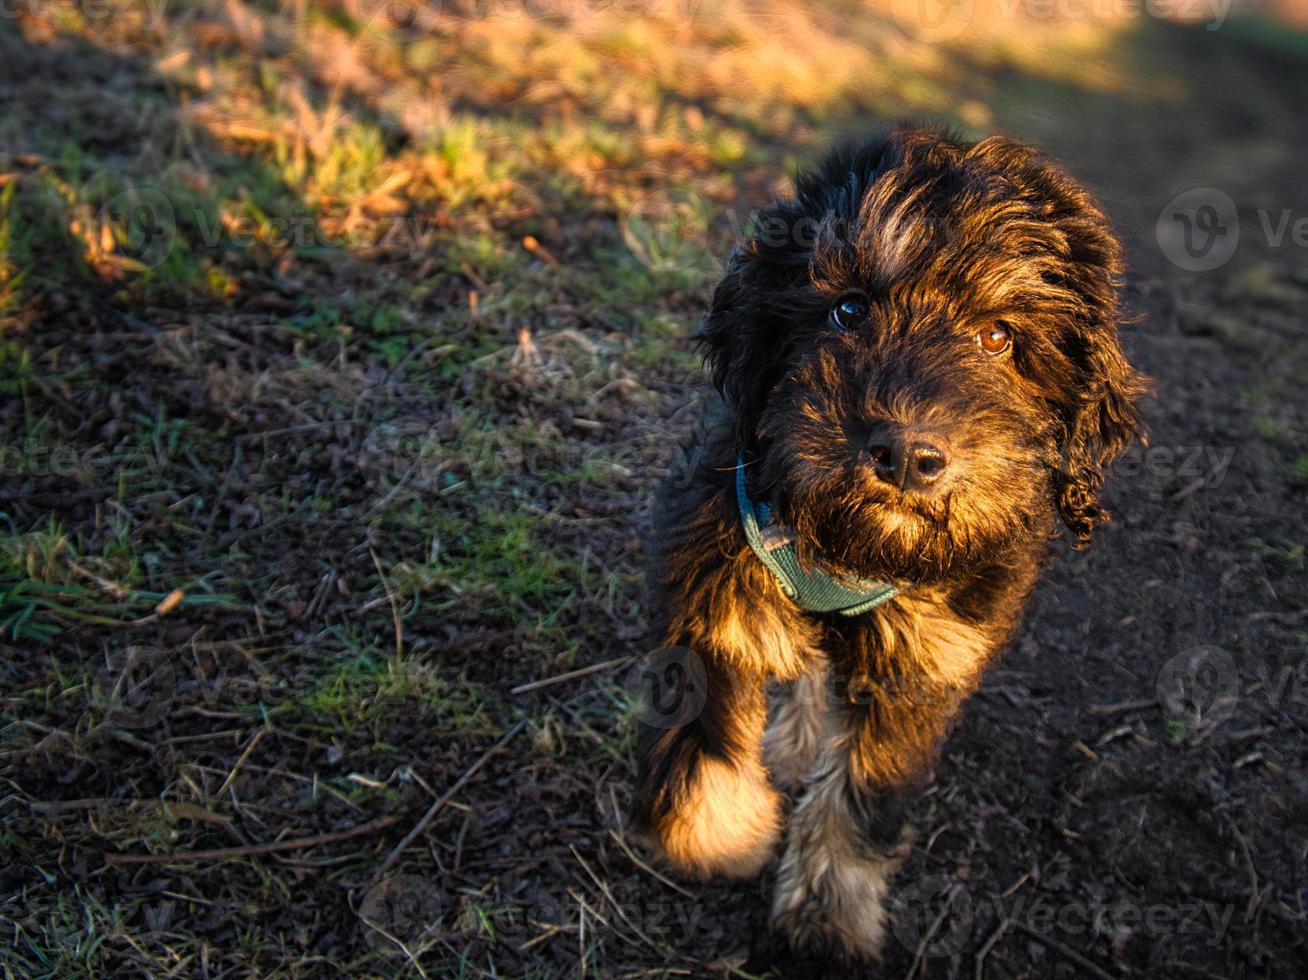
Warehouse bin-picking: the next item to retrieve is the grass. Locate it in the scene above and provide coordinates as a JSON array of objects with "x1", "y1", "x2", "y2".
[
  {"x1": 4, "y1": 886, "x2": 127, "y2": 978},
  {"x1": 1, "y1": 1, "x2": 1305, "y2": 977},
  {"x1": 0, "y1": 520, "x2": 238, "y2": 643},
  {"x1": 294, "y1": 651, "x2": 504, "y2": 738}
]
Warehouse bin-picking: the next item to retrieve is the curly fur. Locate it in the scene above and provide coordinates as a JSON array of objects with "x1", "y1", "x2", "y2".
[{"x1": 631, "y1": 124, "x2": 1146, "y2": 962}]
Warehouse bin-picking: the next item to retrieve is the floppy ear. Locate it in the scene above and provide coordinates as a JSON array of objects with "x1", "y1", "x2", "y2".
[
  {"x1": 966, "y1": 136, "x2": 1148, "y2": 546},
  {"x1": 1029, "y1": 166, "x2": 1147, "y2": 547},
  {"x1": 697, "y1": 213, "x2": 812, "y2": 451},
  {"x1": 698, "y1": 244, "x2": 778, "y2": 449},
  {"x1": 1055, "y1": 325, "x2": 1147, "y2": 547}
]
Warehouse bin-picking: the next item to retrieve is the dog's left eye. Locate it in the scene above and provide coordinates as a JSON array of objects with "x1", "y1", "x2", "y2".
[
  {"x1": 831, "y1": 296, "x2": 870, "y2": 330},
  {"x1": 977, "y1": 322, "x2": 1012, "y2": 355}
]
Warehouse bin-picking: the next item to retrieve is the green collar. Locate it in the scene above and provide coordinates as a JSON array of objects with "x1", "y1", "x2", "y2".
[{"x1": 736, "y1": 459, "x2": 898, "y2": 616}]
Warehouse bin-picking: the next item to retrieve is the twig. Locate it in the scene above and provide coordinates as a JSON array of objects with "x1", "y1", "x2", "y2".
[
  {"x1": 101, "y1": 305, "x2": 163, "y2": 336},
  {"x1": 974, "y1": 916, "x2": 1012, "y2": 980},
  {"x1": 607, "y1": 829, "x2": 694, "y2": 900},
  {"x1": 68, "y1": 562, "x2": 130, "y2": 600},
  {"x1": 1010, "y1": 920, "x2": 1116, "y2": 980},
  {"x1": 460, "y1": 262, "x2": 487, "y2": 292},
  {"x1": 1072, "y1": 740, "x2": 1100, "y2": 762},
  {"x1": 358, "y1": 916, "x2": 431, "y2": 980},
  {"x1": 1159, "y1": 962, "x2": 1236, "y2": 979},
  {"x1": 1096, "y1": 724, "x2": 1136, "y2": 747},
  {"x1": 216, "y1": 728, "x2": 268, "y2": 798},
  {"x1": 371, "y1": 549, "x2": 403, "y2": 661},
  {"x1": 104, "y1": 814, "x2": 399, "y2": 865},
  {"x1": 518, "y1": 922, "x2": 572, "y2": 952},
  {"x1": 1087, "y1": 698, "x2": 1157, "y2": 716},
  {"x1": 1223, "y1": 814, "x2": 1261, "y2": 922},
  {"x1": 571, "y1": 845, "x2": 662, "y2": 953},
  {"x1": 568, "y1": 887, "x2": 639, "y2": 954},
  {"x1": 511, "y1": 655, "x2": 635, "y2": 695},
  {"x1": 905, "y1": 881, "x2": 964, "y2": 980},
  {"x1": 373, "y1": 720, "x2": 526, "y2": 882},
  {"x1": 452, "y1": 808, "x2": 475, "y2": 874},
  {"x1": 522, "y1": 235, "x2": 561, "y2": 267},
  {"x1": 999, "y1": 871, "x2": 1031, "y2": 899},
  {"x1": 28, "y1": 798, "x2": 230, "y2": 828}
]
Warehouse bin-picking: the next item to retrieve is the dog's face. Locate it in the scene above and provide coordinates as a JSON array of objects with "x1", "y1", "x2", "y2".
[{"x1": 703, "y1": 129, "x2": 1146, "y2": 584}]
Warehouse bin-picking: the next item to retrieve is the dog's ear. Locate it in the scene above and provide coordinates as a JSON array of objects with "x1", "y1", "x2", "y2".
[
  {"x1": 1055, "y1": 320, "x2": 1147, "y2": 547},
  {"x1": 699, "y1": 244, "x2": 773, "y2": 447},
  {"x1": 699, "y1": 246, "x2": 747, "y2": 412},
  {"x1": 1045, "y1": 190, "x2": 1147, "y2": 549},
  {"x1": 698, "y1": 214, "x2": 812, "y2": 450},
  {"x1": 971, "y1": 138, "x2": 1148, "y2": 546}
]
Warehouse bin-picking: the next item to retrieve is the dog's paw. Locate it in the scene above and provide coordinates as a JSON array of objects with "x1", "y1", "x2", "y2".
[
  {"x1": 772, "y1": 902, "x2": 888, "y2": 964},
  {"x1": 771, "y1": 850, "x2": 899, "y2": 961},
  {"x1": 655, "y1": 756, "x2": 781, "y2": 879}
]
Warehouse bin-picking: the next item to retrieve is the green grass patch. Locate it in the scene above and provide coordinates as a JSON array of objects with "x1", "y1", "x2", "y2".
[
  {"x1": 292, "y1": 650, "x2": 503, "y2": 738},
  {"x1": 0, "y1": 520, "x2": 238, "y2": 643}
]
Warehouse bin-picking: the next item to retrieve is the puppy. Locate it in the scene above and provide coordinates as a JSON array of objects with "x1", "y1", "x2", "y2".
[{"x1": 631, "y1": 125, "x2": 1146, "y2": 960}]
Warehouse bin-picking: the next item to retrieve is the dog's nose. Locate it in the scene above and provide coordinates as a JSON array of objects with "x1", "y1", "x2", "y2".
[{"x1": 868, "y1": 434, "x2": 950, "y2": 493}]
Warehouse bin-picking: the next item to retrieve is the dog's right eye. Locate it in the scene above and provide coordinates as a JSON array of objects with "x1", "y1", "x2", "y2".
[{"x1": 831, "y1": 296, "x2": 870, "y2": 330}]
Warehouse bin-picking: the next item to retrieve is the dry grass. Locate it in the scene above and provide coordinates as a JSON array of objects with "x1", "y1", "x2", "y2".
[{"x1": 1, "y1": 0, "x2": 1306, "y2": 977}]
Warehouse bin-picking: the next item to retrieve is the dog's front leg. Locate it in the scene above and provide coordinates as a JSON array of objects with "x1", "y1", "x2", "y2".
[
  {"x1": 632, "y1": 651, "x2": 781, "y2": 879},
  {"x1": 632, "y1": 525, "x2": 822, "y2": 879},
  {"x1": 773, "y1": 603, "x2": 989, "y2": 960},
  {"x1": 770, "y1": 696, "x2": 921, "y2": 961},
  {"x1": 763, "y1": 656, "x2": 831, "y2": 792}
]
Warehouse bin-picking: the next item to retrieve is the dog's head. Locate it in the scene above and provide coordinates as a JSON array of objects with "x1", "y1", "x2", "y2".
[{"x1": 702, "y1": 126, "x2": 1147, "y2": 584}]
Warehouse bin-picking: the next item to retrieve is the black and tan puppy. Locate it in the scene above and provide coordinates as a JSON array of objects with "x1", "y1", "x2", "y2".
[{"x1": 631, "y1": 125, "x2": 1146, "y2": 960}]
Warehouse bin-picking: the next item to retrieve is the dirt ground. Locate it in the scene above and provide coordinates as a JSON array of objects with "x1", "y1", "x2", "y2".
[{"x1": 1, "y1": 3, "x2": 1305, "y2": 978}]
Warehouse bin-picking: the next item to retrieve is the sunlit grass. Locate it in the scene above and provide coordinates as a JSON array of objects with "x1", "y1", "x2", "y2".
[
  {"x1": 0, "y1": 0, "x2": 1186, "y2": 329},
  {"x1": 6, "y1": 3, "x2": 1295, "y2": 975}
]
